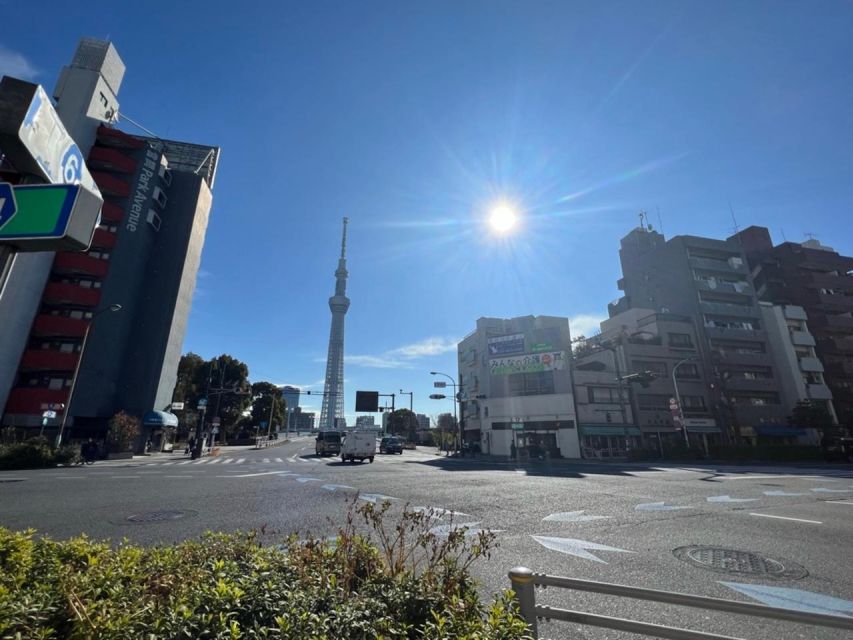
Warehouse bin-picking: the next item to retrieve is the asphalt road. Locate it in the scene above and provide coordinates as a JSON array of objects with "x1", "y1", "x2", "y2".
[{"x1": 2, "y1": 437, "x2": 852, "y2": 639}]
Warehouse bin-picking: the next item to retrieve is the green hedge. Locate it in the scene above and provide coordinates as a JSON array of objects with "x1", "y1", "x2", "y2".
[
  {"x1": 0, "y1": 438, "x2": 80, "y2": 470},
  {"x1": 708, "y1": 445, "x2": 824, "y2": 463},
  {"x1": 0, "y1": 501, "x2": 533, "y2": 639}
]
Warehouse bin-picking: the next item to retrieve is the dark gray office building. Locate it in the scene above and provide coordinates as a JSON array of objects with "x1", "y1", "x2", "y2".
[{"x1": 609, "y1": 224, "x2": 786, "y2": 441}]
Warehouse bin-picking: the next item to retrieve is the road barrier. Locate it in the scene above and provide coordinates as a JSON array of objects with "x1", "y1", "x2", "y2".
[{"x1": 508, "y1": 567, "x2": 853, "y2": 639}]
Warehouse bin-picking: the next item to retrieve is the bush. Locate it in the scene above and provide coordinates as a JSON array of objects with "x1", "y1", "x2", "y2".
[
  {"x1": 709, "y1": 444, "x2": 824, "y2": 463},
  {"x1": 106, "y1": 411, "x2": 140, "y2": 452},
  {"x1": 0, "y1": 437, "x2": 55, "y2": 470},
  {"x1": 0, "y1": 500, "x2": 533, "y2": 639}
]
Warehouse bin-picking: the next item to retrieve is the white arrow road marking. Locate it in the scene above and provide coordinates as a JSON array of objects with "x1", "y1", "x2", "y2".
[
  {"x1": 321, "y1": 484, "x2": 354, "y2": 492},
  {"x1": 635, "y1": 502, "x2": 692, "y2": 511},
  {"x1": 543, "y1": 510, "x2": 611, "y2": 522},
  {"x1": 531, "y1": 536, "x2": 634, "y2": 563},
  {"x1": 412, "y1": 507, "x2": 470, "y2": 518},
  {"x1": 358, "y1": 493, "x2": 398, "y2": 503},
  {"x1": 216, "y1": 471, "x2": 292, "y2": 478},
  {"x1": 827, "y1": 500, "x2": 853, "y2": 506},
  {"x1": 811, "y1": 487, "x2": 853, "y2": 493},
  {"x1": 295, "y1": 477, "x2": 322, "y2": 483},
  {"x1": 763, "y1": 490, "x2": 807, "y2": 496},
  {"x1": 721, "y1": 582, "x2": 853, "y2": 617},
  {"x1": 707, "y1": 495, "x2": 759, "y2": 503}
]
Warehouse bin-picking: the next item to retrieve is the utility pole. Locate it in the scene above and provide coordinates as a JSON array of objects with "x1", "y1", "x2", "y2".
[{"x1": 399, "y1": 389, "x2": 413, "y2": 411}]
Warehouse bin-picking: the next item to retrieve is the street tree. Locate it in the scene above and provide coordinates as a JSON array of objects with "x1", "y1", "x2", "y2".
[
  {"x1": 251, "y1": 382, "x2": 285, "y2": 434},
  {"x1": 386, "y1": 408, "x2": 418, "y2": 441},
  {"x1": 435, "y1": 412, "x2": 457, "y2": 450},
  {"x1": 789, "y1": 400, "x2": 835, "y2": 438}
]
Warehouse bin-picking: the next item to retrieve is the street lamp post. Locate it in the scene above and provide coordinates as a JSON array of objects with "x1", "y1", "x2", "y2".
[
  {"x1": 431, "y1": 371, "x2": 460, "y2": 454},
  {"x1": 672, "y1": 356, "x2": 698, "y2": 449},
  {"x1": 598, "y1": 339, "x2": 630, "y2": 457},
  {"x1": 55, "y1": 303, "x2": 122, "y2": 448},
  {"x1": 399, "y1": 389, "x2": 413, "y2": 411}
]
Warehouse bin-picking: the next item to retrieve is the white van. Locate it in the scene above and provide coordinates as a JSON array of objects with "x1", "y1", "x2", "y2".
[{"x1": 340, "y1": 431, "x2": 375, "y2": 463}]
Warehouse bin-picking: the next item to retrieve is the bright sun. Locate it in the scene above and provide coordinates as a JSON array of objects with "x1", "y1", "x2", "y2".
[{"x1": 488, "y1": 203, "x2": 518, "y2": 234}]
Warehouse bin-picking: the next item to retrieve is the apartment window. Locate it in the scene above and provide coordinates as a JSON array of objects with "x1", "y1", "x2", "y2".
[
  {"x1": 633, "y1": 360, "x2": 667, "y2": 376},
  {"x1": 508, "y1": 370, "x2": 555, "y2": 396},
  {"x1": 47, "y1": 378, "x2": 65, "y2": 390},
  {"x1": 588, "y1": 387, "x2": 626, "y2": 403},
  {"x1": 158, "y1": 164, "x2": 173, "y2": 186},
  {"x1": 638, "y1": 394, "x2": 670, "y2": 410},
  {"x1": 729, "y1": 392, "x2": 780, "y2": 406},
  {"x1": 153, "y1": 186, "x2": 168, "y2": 209},
  {"x1": 675, "y1": 363, "x2": 701, "y2": 379},
  {"x1": 668, "y1": 333, "x2": 694, "y2": 349},
  {"x1": 146, "y1": 209, "x2": 162, "y2": 232},
  {"x1": 711, "y1": 340, "x2": 766, "y2": 356},
  {"x1": 682, "y1": 395, "x2": 706, "y2": 411},
  {"x1": 704, "y1": 316, "x2": 758, "y2": 331}
]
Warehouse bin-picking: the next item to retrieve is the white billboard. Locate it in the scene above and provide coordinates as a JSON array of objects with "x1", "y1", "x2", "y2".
[{"x1": 490, "y1": 351, "x2": 567, "y2": 376}]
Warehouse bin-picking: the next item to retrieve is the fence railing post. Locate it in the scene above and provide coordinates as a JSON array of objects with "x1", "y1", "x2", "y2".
[{"x1": 509, "y1": 566, "x2": 538, "y2": 638}]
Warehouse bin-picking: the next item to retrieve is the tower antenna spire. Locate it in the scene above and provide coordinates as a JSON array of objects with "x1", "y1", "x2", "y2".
[
  {"x1": 320, "y1": 217, "x2": 351, "y2": 430},
  {"x1": 340, "y1": 216, "x2": 349, "y2": 259}
]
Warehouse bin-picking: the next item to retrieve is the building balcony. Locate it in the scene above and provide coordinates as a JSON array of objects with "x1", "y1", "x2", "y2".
[
  {"x1": 807, "y1": 384, "x2": 834, "y2": 401},
  {"x1": 53, "y1": 252, "x2": 109, "y2": 278},
  {"x1": 32, "y1": 314, "x2": 89, "y2": 338},
  {"x1": 100, "y1": 200, "x2": 125, "y2": 223},
  {"x1": 43, "y1": 282, "x2": 101, "y2": 307},
  {"x1": 798, "y1": 356, "x2": 825, "y2": 373},
  {"x1": 813, "y1": 314, "x2": 853, "y2": 333},
  {"x1": 723, "y1": 377, "x2": 779, "y2": 393},
  {"x1": 19, "y1": 349, "x2": 79, "y2": 372},
  {"x1": 711, "y1": 351, "x2": 773, "y2": 367},
  {"x1": 808, "y1": 273, "x2": 853, "y2": 293},
  {"x1": 782, "y1": 306, "x2": 808, "y2": 321},
  {"x1": 87, "y1": 146, "x2": 138, "y2": 174},
  {"x1": 789, "y1": 330, "x2": 816, "y2": 347},
  {"x1": 91, "y1": 229, "x2": 116, "y2": 249},
  {"x1": 4, "y1": 387, "x2": 69, "y2": 415},
  {"x1": 817, "y1": 292, "x2": 853, "y2": 311},
  {"x1": 689, "y1": 256, "x2": 747, "y2": 273},
  {"x1": 703, "y1": 326, "x2": 766, "y2": 341},
  {"x1": 91, "y1": 171, "x2": 131, "y2": 198},
  {"x1": 694, "y1": 279, "x2": 752, "y2": 295},
  {"x1": 699, "y1": 301, "x2": 757, "y2": 317}
]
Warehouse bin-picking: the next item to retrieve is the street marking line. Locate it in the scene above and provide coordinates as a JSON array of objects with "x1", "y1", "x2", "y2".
[
  {"x1": 236, "y1": 458, "x2": 245, "y2": 464},
  {"x1": 275, "y1": 457, "x2": 283, "y2": 463},
  {"x1": 811, "y1": 487, "x2": 853, "y2": 493},
  {"x1": 216, "y1": 471, "x2": 292, "y2": 479},
  {"x1": 221, "y1": 458, "x2": 232, "y2": 464},
  {"x1": 207, "y1": 458, "x2": 221, "y2": 464},
  {"x1": 110, "y1": 476, "x2": 140, "y2": 479},
  {"x1": 636, "y1": 502, "x2": 692, "y2": 511},
  {"x1": 531, "y1": 536, "x2": 634, "y2": 563},
  {"x1": 164, "y1": 475, "x2": 196, "y2": 478},
  {"x1": 544, "y1": 511, "x2": 611, "y2": 522},
  {"x1": 707, "y1": 495, "x2": 758, "y2": 503},
  {"x1": 191, "y1": 459, "x2": 207, "y2": 465},
  {"x1": 826, "y1": 501, "x2": 853, "y2": 506},
  {"x1": 263, "y1": 458, "x2": 271, "y2": 463},
  {"x1": 160, "y1": 462, "x2": 177, "y2": 466},
  {"x1": 177, "y1": 461, "x2": 192, "y2": 465},
  {"x1": 749, "y1": 513, "x2": 822, "y2": 524}
]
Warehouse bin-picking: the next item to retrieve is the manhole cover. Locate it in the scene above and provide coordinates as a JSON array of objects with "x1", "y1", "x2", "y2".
[
  {"x1": 126, "y1": 509, "x2": 197, "y2": 524},
  {"x1": 673, "y1": 545, "x2": 807, "y2": 579}
]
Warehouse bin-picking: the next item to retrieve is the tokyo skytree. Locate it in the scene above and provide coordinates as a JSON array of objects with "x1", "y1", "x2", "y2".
[{"x1": 319, "y1": 217, "x2": 349, "y2": 430}]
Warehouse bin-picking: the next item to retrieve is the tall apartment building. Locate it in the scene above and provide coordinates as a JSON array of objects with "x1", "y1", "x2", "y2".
[
  {"x1": 458, "y1": 315, "x2": 579, "y2": 458},
  {"x1": 574, "y1": 308, "x2": 717, "y2": 456},
  {"x1": 1, "y1": 39, "x2": 218, "y2": 446},
  {"x1": 735, "y1": 227, "x2": 853, "y2": 425},
  {"x1": 609, "y1": 225, "x2": 786, "y2": 441}
]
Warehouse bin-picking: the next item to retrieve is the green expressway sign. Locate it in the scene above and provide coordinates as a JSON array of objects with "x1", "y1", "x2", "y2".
[{"x1": 0, "y1": 182, "x2": 102, "y2": 251}]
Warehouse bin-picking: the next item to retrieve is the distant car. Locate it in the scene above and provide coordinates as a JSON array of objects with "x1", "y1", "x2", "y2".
[{"x1": 379, "y1": 436, "x2": 403, "y2": 454}]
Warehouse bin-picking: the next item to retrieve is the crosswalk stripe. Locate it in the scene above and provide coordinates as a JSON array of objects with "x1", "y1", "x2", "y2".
[
  {"x1": 263, "y1": 458, "x2": 270, "y2": 463},
  {"x1": 177, "y1": 460, "x2": 192, "y2": 465},
  {"x1": 192, "y1": 459, "x2": 207, "y2": 464},
  {"x1": 207, "y1": 458, "x2": 220, "y2": 464},
  {"x1": 275, "y1": 457, "x2": 283, "y2": 463},
  {"x1": 161, "y1": 462, "x2": 176, "y2": 466},
  {"x1": 236, "y1": 458, "x2": 245, "y2": 464},
  {"x1": 221, "y1": 458, "x2": 232, "y2": 464}
]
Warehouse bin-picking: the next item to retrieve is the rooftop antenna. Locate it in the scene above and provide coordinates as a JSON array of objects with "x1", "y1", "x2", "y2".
[
  {"x1": 804, "y1": 231, "x2": 817, "y2": 241},
  {"x1": 340, "y1": 216, "x2": 349, "y2": 258},
  {"x1": 656, "y1": 206, "x2": 664, "y2": 235},
  {"x1": 780, "y1": 228, "x2": 787, "y2": 242},
  {"x1": 729, "y1": 201, "x2": 741, "y2": 245}
]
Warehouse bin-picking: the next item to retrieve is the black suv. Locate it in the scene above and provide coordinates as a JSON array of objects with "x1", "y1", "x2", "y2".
[{"x1": 379, "y1": 436, "x2": 403, "y2": 454}]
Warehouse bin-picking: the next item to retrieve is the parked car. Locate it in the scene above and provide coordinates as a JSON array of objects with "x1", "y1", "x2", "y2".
[
  {"x1": 341, "y1": 431, "x2": 375, "y2": 463},
  {"x1": 315, "y1": 430, "x2": 342, "y2": 456},
  {"x1": 379, "y1": 436, "x2": 403, "y2": 454}
]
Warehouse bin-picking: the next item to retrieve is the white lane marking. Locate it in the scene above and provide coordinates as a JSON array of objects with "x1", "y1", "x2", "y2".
[
  {"x1": 217, "y1": 471, "x2": 293, "y2": 479},
  {"x1": 207, "y1": 458, "x2": 221, "y2": 464},
  {"x1": 275, "y1": 458, "x2": 284, "y2": 463},
  {"x1": 635, "y1": 502, "x2": 692, "y2": 511},
  {"x1": 177, "y1": 461, "x2": 192, "y2": 465},
  {"x1": 221, "y1": 458, "x2": 233, "y2": 464},
  {"x1": 295, "y1": 477, "x2": 321, "y2": 483},
  {"x1": 191, "y1": 459, "x2": 208, "y2": 464},
  {"x1": 707, "y1": 495, "x2": 759, "y2": 503},
  {"x1": 543, "y1": 511, "x2": 611, "y2": 522},
  {"x1": 763, "y1": 490, "x2": 807, "y2": 496},
  {"x1": 531, "y1": 536, "x2": 634, "y2": 564},
  {"x1": 811, "y1": 487, "x2": 853, "y2": 493},
  {"x1": 412, "y1": 507, "x2": 470, "y2": 518},
  {"x1": 322, "y1": 484, "x2": 354, "y2": 492},
  {"x1": 110, "y1": 476, "x2": 140, "y2": 479},
  {"x1": 165, "y1": 475, "x2": 196, "y2": 478},
  {"x1": 719, "y1": 475, "x2": 826, "y2": 481},
  {"x1": 720, "y1": 582, "x2": 853, "y2": 617},
  {"x1": 749, "y1": 513, "x2": 822, "y2": 524},
  {"x1": 359, "y1": 493, "x2": 398, "y2": 503},
  {"x1": 236, "y1": 458, "x2": 245, "y2": 464},
  {"x1": 160, "y1": 462, "x2": 177, "y2": 466},
  {"x1": 826, "y1": 500, "x2": 853, "y2": 506}
]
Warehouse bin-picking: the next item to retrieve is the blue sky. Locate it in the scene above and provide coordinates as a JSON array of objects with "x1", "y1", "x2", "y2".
[{"x1": 2, "y1": 1, "x2": 852, "y2": 422}]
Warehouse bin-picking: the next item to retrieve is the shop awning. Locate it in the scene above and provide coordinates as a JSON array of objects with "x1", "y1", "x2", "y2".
[
  {"x1": 754, "y1": 424, "x2": 807, "y2": 437},
  {"x1": 142, "y1": 411, "x2": 179, "y2": 427},
  {"x1": 580, "y1": 426, "x2": 642, "y2": 437}
]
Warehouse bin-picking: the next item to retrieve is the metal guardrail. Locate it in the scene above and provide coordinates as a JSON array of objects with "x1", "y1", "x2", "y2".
[{"x1": 508, "y1": 567, "x2": 853, "y2": 640}]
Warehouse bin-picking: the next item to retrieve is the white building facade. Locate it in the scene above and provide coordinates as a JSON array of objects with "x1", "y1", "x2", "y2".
[{"x1": 458, "y1": 316, "x2": 580, "y2": 459}]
